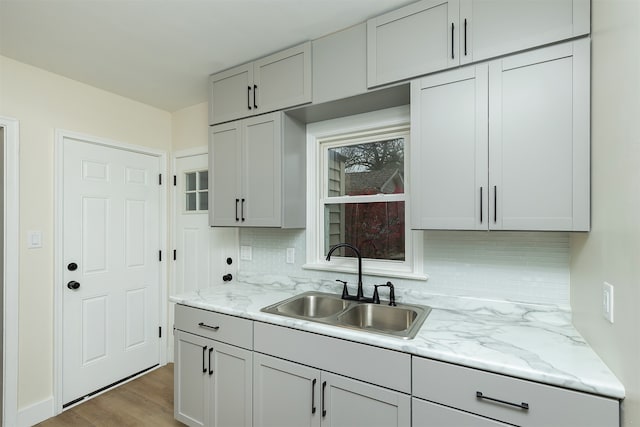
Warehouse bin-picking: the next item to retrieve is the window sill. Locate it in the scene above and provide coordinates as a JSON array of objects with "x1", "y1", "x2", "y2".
[{"x1": 302, "y1": 262, "x2": 428, "y2": 282}]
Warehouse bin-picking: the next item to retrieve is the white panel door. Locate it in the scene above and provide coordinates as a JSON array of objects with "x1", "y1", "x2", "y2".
[
  {"x1": 242, "y1": 113, "x2": 282, "y2": 227},
  {"x1": 253, "y1": 353, "x2": 320, "y2": 427},
  {"x1": 322, "y1": 372, "x2": 411, "y2": 427},
  {"x1": 411, "y1": 65, "x2": 488, "y2": 230},
  {"x1": 62, "y1": 137, "x2": 160, "y2": 405}
]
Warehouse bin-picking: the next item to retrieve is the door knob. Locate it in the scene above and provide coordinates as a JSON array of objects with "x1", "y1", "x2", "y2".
[
  {"x1": 67, "y1": 281, "x2": 80, "y2": 290},
  {"x1": 67, "y1": 262, "x2": 78, "y2": 271}
]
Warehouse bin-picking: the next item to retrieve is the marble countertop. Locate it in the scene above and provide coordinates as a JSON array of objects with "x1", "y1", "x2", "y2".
[{"x1": 170, "y1": 273, "x2": 625, "y2": 400}]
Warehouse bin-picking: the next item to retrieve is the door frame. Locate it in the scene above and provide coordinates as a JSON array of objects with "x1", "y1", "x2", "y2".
[
  {"x1": 53, "y1": 129, "x2": 168, "y2": 414},
  {"x1": 1, "y1": 116, "x2": 20, "y2": 427}
]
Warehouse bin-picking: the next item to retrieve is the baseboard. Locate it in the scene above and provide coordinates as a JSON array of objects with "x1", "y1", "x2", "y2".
[{"x1": 17, "y1": 397, "x2": 54, "y2": 427}]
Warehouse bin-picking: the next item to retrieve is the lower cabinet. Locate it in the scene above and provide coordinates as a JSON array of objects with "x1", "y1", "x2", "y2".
[
  {"x1": 174, "y1": 330, "x2": 252, "y2": 427},
  {"x1": 413, "y1": 398, "x2": 510, "y2": 427},
  {"x1": 253, "y1": 353, "x2": 410, "y2": 427}
]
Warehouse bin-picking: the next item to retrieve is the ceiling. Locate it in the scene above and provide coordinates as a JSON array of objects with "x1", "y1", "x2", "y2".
[{"x1": 0, "y1": 0, "x2": 414, "y2": 112}]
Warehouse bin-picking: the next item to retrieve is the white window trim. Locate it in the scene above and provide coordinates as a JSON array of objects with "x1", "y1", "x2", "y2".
[{"x1": 303, "y1": 106, "x2": 426, "y2": 281}]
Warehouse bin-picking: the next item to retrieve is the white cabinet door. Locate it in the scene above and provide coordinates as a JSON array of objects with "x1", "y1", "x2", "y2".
[
  {"x1": 410, "y1": 65, "x2": 488, "y2": 230},
  {"x1": 322, "y1": 372, "x2": 410, "y2": 427},
  {"x1": 253, "y1": 353, "x2": 321, "y2": 427},
  {"x1": 209, "y1": 122, "x2": 242, "y2": 227},
  {"x1": 242, "y1": 114, "x2": 282, "y2": 227},
  {"x1": 489, "y1": 39, "x2": 590, "y2": 231},
  {"x1": 210, "y1": 342, "x2": 252, "y2": 427},
  {"x1": 411, "y1": 39, "x2": 590, "y2": 231},
  {"x1": 459, "y1": 0, "x2": 590, "y2": 65},
  {"x1": 209, "y1": 63, "x2": 253, "y2": 125},
  {"x1": 174, "y1": 331, "x2": 209, "y2": 427},
  {"x1": 412, "y1": 398, "x2": 510, "y2": 427},
  {"x1": 367, "y1": 0, "x2": 459, "y2": 87},
  {"x1": 254, "y1": 42, "x2": 312, "y2": 114}
]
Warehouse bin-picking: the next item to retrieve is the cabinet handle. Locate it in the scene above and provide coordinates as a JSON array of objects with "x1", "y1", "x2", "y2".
[
  {"x1": 476, "y1": 391, "x2": 529, "y2": 410},
  {"x1": 247, "y1": 86, "x2": 252, "y2": 110},
  {"x1": 198, "y1": 322, "x2": 220, "y2": 331},
  {"x1": 235, "y1": 198, "x2": 240, "y2": 221},
  {"x1": 311, "y1": 378, "x2": 317, "y2": 414},
  {"x1": 464, "y1": 18, "x2": 467, "y2": 56},
  {"x1": 241, "y1": 198, "x2": 246, "y2": 222},
  {"x1": 253, "y1": 84, "x2": 258, "y2": 109},
  {"x1": 202, "y1": 346, "x2": 207, "y2": 373},
  {"x1": 493, "y1": 185, "x2": 497, "y2": 223},
  {"x1": 321, "y1": 381, "x2": 327, "y2": 417},
  {"x1": 208, "y1": 347, "x2": 214, "y2": 376},
  {"x1": 479, "y1": 187, "x2": 483, "y2": 224},
  {"x1": 451, "y1": 22, "x2": 455, "y2": 59}
]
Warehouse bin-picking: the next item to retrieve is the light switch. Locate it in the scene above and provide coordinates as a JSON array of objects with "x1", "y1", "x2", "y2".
[
  {"x1": 602, "y1": 282, "x2": 614, "y2": 323},
  {"x1": 286, "y1": 248, "x2": 295, "y2": 264},
  {"x1": 27, "y1": 231, "x2": 43, "y2": 249}
]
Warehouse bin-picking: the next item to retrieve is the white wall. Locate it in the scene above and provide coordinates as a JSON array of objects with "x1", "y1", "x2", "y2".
[
  {"x1": 0, "y1": 55, "x2": 172, "y2": 414},
  {"x1": 570, "y1": 1, "x2": 640, "y2": 426}
]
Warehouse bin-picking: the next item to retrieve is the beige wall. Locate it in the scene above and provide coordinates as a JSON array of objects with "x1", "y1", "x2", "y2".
[
  {"x1": 172, "y1": 102, "x2": 209, "y2": 151},
  {"x1": 0, "y1": 55, "x2": 172, "y2": 409},
  {"x1": 570, "y1": 1, "x2": 640, "y2": 426}
]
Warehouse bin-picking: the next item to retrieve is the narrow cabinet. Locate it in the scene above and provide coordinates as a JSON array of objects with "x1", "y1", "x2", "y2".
[
  {"x1": 209, "y1": 42, "x2": 312, "y2": 125},
  {"x1": 209, "y1": 112, "x2": 306, "y2": 228},
  {"x1": 411, "y1": 39, "x2": 590, "y2": 231},
  {"x1": 367, "y1": 0, "x2": 459, "y2": 88},
  {"x1": 253, "y1": 353, "x2": 410, "y2": 427}
]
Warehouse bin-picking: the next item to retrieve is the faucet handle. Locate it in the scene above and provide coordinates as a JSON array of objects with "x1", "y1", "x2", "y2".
[
  {"x1": 336, "y1": 280, "x2": 349, "y2": 298},
  {"x1": 372, "y1": 285, "x2": 381, "y2": 304}
]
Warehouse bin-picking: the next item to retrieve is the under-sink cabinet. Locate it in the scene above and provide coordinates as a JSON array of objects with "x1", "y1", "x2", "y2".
[
  {"x1": 253, "y1": 322, "x2": 411, "y2": 427},
  {"x1": 412, "y1": 357, "x2": 619, "y2": 426},
  {"x1": 208, "y1": 111, "x2": 306, "y2": 228},
  {"x1": 367, "y1": 0, "x2": 589, "y2": 88},
  {"x1": 208, "y1": 42, "x2": 312, "y2": 125},
  {"x1": 174, "y1": 305, "x2": 253, "y2": 427},
  {"x1": 411, "y1": 39, "x2": 590, "y2": 231}
]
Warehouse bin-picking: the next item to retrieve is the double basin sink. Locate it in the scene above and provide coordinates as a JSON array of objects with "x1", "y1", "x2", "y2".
[{"x1": 261, "y1": 291, "x2": 431, "y2": 339}]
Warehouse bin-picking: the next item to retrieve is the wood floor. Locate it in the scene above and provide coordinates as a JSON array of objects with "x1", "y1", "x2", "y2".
[{"x1": 37, "y1": 364, "x2": 184, "y2": 426}]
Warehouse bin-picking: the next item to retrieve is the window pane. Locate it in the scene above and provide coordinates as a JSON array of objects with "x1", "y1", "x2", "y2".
[
  {"x1": 198, "y1": 191, "x2": 208, "y2": 211},
  {"x1": 324, "y1": 202, "x2": 405, "y2": 261},
  {"x1": 186, "y1": 193, "x2": 196, "y2": 211},
  {"x1": 327, "y1": 138, "x2": 404, "y2": 197},
  {"x1": 199, "y1": 171, "x2": 208, "y2": 190},
  {"x1": 186, "y1": 172, "x2": 196, "y2": 191}
]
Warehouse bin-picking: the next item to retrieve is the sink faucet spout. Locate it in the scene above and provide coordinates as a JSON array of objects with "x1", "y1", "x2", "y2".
[{"x1": 326, "y1": 243, "x2": 367, "y2": 300}]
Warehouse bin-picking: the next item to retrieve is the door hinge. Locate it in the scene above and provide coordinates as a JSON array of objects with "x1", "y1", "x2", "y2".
[
  {"x1": 158, "y1": 174, "x2": 162, "y2": 185},
  {"x1": 173, "y1": 175, "x2": 177, "y2": 186},
  {"x1": 158, "y1": 250, "x2": 162, "y2": 262},
  {"x1": 159, "y1": 326, "x2": 162, "y2": 338},
  {"x1": 173, "y1": 249, "x2": 177, "y2": 261}
]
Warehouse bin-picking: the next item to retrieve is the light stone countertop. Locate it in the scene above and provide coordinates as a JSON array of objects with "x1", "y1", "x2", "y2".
[{"x1": 170, "y1": 272, "x2": 625, "y2": 400}]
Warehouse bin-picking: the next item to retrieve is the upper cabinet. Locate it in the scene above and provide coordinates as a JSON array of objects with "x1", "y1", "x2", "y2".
[
  {"x1": 367, "y1": 0, "x2": 589, "y2": 88},
  {"x1": 209, "y1": 112, "x2": 306, "y2": 228},
  {"x1": 459, "y1": 0, "x2": 590, "y2": 65},
  {"x1": 411, "y1": 39, "x2": 590, "y2": 231},
  {"x1": 367, "y1": 0, "x2": 459, "y2": 88},
  {"x1": 209, "y1": 42, "x2": 312, "y2": 125}
]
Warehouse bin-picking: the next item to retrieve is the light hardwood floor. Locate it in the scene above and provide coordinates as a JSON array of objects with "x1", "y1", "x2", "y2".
[{"x1": 37, "y1": 364, "x2": 184, "y2": 426}]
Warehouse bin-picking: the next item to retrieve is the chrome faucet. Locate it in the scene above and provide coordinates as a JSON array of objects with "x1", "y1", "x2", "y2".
[{"x1": 326, "y1": 243, "x2": 372, "y2": 302}]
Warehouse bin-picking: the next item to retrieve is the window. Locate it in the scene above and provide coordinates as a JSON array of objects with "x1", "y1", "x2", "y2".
[
  {"x1": 184, "y1": 170, "x2": 208, "y2": 212},
  {"x1": 304, "y1": 106, "x2": 425, "y2": 280}
]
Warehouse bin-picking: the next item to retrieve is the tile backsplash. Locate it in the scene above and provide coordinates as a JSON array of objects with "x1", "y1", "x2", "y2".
[{"x1": 238, "y1": 229, "x2": 570, "y2": 307}]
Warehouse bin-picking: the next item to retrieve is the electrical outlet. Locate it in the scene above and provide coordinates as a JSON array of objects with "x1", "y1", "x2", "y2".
[
  {"x1": 240, "y1": 246, "x2": 252, "y2": 261},
  {"x1": 602, "y1": 282, "x2": 614, "y2": 323},
  {"x1": 286, "y1": 248, "x2": 295, "y2": 264}
]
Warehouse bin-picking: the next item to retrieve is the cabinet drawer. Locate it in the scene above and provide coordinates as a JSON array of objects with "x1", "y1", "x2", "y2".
[
  {"x1": 175, "y1": 304, "x2": 253, "y2": 350},
  {"x1": 412, "y1": 357, "x2": 619, "y2": 427},
  {"x1": 412, "y1": 397, "x2": 510, "y2": 426}
]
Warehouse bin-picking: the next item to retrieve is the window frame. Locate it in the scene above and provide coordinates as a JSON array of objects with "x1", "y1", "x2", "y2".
[
  {"x1": 183, "y1": 169, "x2": 209, "y2": 213},
  {"x1": 303, "y1": 106, "x2": 426, "y2": 281}
]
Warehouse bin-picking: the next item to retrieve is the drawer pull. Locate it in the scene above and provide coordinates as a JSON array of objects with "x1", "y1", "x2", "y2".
[
  {"x1": 198, "y1": 322, "x2": 220, "y2": 331},
  {"x1": 311, "y1": 378, "x2": 317, "y2": 414},
  {"x1": 476, "y1": 391, "x2": 529, "y2": 410}
]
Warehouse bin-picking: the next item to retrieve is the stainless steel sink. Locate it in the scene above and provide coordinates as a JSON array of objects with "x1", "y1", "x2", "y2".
[
  {"x1": 261, "y1": 291, "x2": 431, "y2": 339},
  {"x1": 270, "y1": 293, "x2": 349, "y2": 318}
]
